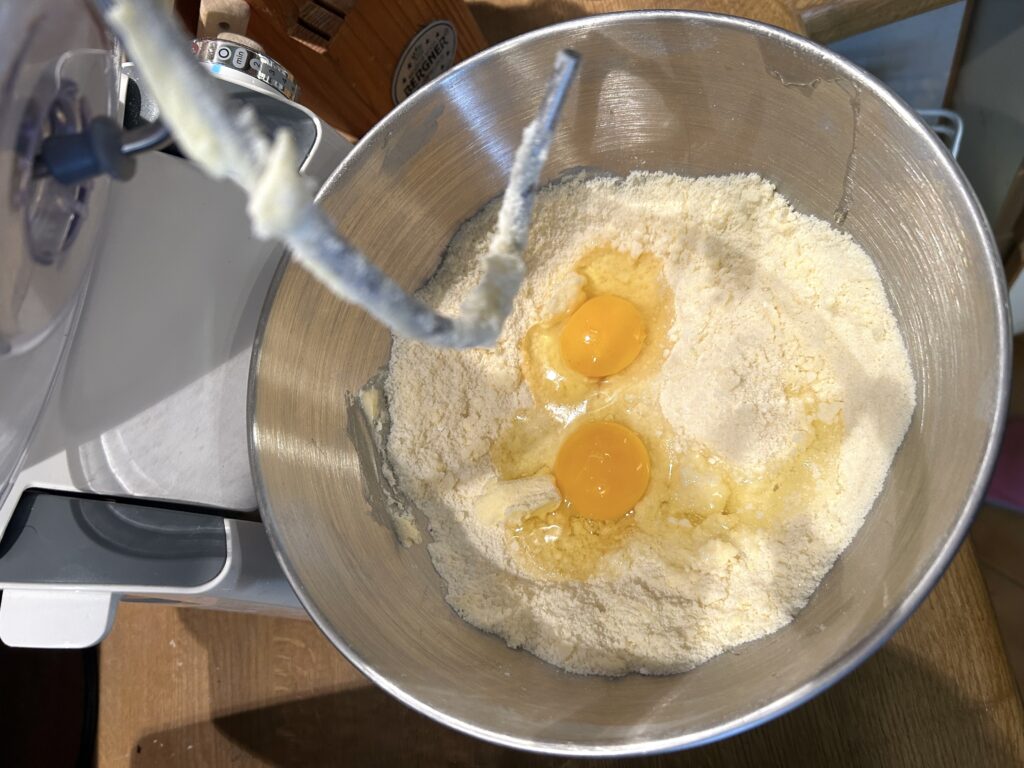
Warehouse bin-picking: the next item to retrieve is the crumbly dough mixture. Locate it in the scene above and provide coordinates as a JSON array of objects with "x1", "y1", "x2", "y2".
[{"x1": 384, "y1": 172, "x2": 916, "y2": 675}]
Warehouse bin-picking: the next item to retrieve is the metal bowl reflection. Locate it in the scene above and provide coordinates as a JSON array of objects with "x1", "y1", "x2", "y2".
[{"x1": 249, "y1": 12, "x2": 1009, "y2": 755}]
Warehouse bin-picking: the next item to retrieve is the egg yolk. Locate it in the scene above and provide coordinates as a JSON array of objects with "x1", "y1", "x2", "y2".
[
  {"x1": 553, "y1": 421, "x2": 651, "y2": 521},
  {"x1": 559, "y1": 295, "x2": 646, "y2": 378}
]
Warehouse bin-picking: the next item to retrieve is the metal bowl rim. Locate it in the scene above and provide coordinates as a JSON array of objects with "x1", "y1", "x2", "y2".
[{"x1": 247, "y1": 9, "x2": 1012, "y2": 756}]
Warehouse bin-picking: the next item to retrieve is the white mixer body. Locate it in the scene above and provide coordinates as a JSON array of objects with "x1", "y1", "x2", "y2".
[{"x1": 0, "y1": 0, "x2": 351, "y2": 647}]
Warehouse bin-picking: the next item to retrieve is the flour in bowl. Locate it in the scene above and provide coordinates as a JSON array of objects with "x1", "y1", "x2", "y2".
[{"x1": 384, "y1": 172, "x2": 915, "y2": 676}]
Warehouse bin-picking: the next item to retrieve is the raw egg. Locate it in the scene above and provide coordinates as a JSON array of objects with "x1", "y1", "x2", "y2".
[
  {"x1": 520, "y1": 249, "x2": 670, "y2": 407},
  {"x1": 560, "y1": 295, "x2": 646, "y2": 378},
  {"x1": 493, "y1": 246, "x2": 843, "y2": 581},
  {"x1": 553, "y1": 421, "x2": 650, "y2": 521}
]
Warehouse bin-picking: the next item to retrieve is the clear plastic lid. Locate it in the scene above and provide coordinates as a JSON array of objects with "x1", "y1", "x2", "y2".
[{"x1": 0, "y1": 0, "x2": 116, "y2": 507}]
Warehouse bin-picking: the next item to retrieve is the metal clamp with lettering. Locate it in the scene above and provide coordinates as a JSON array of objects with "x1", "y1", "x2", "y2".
[{"x1": 193, "y1": 38, "x2": 299, "y2": 102}]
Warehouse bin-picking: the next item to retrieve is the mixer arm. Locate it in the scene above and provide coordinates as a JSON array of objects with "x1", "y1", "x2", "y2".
[{"x1": 97, "y1": 0, "x2": 578, "y2": 349}]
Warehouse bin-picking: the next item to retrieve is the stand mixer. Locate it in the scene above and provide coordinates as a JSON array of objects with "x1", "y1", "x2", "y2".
[
  {"x1": 0, "y1": 0, "x2": 974, "y2": 657},
  {"x1": 0, "y1": 0, "x2": 350, "y2": 648}
]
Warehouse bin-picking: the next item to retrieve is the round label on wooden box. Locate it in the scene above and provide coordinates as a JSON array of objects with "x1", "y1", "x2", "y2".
[{"x1": 392, "y1": 20, "x2": 457, "y2": 105}]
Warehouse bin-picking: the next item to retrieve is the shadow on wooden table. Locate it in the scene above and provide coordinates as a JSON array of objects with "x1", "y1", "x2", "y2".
[{"x1": 129, "y1": 641, "x2": 1020, "y2": 767}]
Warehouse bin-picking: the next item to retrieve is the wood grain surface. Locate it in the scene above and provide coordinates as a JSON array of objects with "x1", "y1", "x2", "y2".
[
  {"x1": 245, "y1": 0, "x2": 488, "y2": 136},
  {"x1": 97, "y1": 541, "x2": 1024, "y2": 767},
  {"x1": 468, "y1": 0, "x2": 957, "y2": 44},
  {"x1": 466, "y1": 0, "x2": 804, "y2": 43},
  {"x1": 788, "y1": 0, "x2": 959, "y2": 42}
]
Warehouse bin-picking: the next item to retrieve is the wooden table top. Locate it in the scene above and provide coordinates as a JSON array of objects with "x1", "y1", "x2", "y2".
[{"x1": 98, "y1": 540, "x2": 1024, "y2": 767}]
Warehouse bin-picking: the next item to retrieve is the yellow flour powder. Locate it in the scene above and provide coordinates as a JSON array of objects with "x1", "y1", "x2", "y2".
[{"x1": 384, "y1": 172, "x2": 915, "y2": 675}]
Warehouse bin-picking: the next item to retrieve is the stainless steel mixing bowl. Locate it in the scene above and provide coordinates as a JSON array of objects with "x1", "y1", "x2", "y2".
[{"x1": 248, "y1": 12, "x2": 1010, "y2": 755}]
